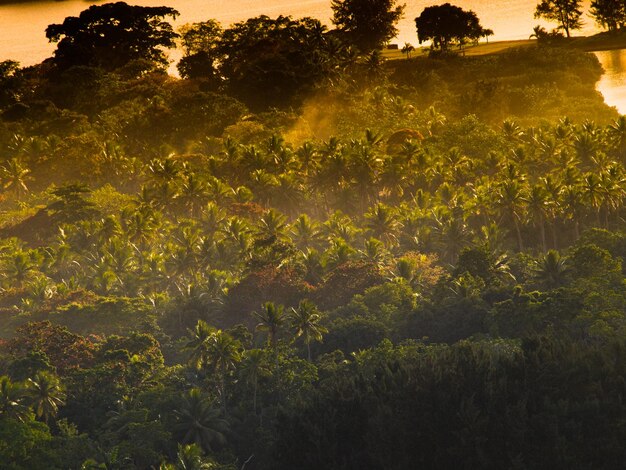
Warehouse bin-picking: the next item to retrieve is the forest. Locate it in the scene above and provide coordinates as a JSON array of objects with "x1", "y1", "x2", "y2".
[{"x1": 2, "y1": 0, "x2": 626, "y2": 468}]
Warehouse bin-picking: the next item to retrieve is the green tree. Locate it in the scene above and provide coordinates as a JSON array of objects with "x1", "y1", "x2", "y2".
[
  {"x1": 46, "y1": 2, "x2": 179, "y2": 70},
  {"x1": 590, "y1": 0, "x2": 626, "y2": 32},
  {"x1": 253, "y1": 302, "x2": 286, "y2": 350},
  {"x1": 415, "y1": 3, "x2": 493, "y2": 53},
  {"x1": 331, "y1": 0, "x2": 405, "y2": 52},
  {"x1": 1, "y1": 158, "x2": 31, "y2": 200},
  {"x1": 0, "y1": 376, "x2": 30, "y2": 423},
  {"x1": 289, "y1": 300, "x2": 328, "y2": 361},
  {"x1": 173, "y1": 389, "x2": 228, "y2": 454},
  {"x1": 177, "y1": 20, "x2": 223, "y2": 80},
  {"x1": 26, "y1": 372, "x2": 65, "y2": 424},
  {"x1": 183, "y1": 320, "x2": 214, "y2": 371},
  {"x1": 534, "y1": 250, "x2": 570, "y2": 288},
  {"x1": 204, "y1": 330, "x2": 241, "y2": 410},
  {"x1": 238, "y1": 349, "x2": 270, "y2": 414},
  {"x1": 534, "y1": 0, "x2": 583, "y2": 38},
  {"x1": 217, "y1": 16, "x2": 343, "y2": 108}
]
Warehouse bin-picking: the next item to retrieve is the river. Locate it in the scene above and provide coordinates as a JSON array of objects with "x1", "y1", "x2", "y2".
[
  {"x1": 595, "y1": 50, "x2": 626, "y2": 115},
  {"x1": 0, "y1": 0, "x2": 598, "y2": 66}
]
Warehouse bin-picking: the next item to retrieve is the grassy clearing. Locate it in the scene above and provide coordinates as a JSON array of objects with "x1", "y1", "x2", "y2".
[{"x1": 382, "y1": 32, "x2": 626, "y2": 62}]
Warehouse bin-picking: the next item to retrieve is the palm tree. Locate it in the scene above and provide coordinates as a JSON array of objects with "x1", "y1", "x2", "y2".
[
  {"x1": 364, "y1": 203, "x2": 400, "y2": 247},
  {"x1": 582, "y1": 173, "x2": 603, "y2": 226},
  {"x1": 289, "y1": 214, "x2": 322, "y2": 251},
  {"x1": 289, "y1": 300, "x2": 328, "y2": 361},
  {"x1": 525, "y1": 184, "x2": 549, "y2": 252},
  {"x1": 204, "y1": 330, "x2": 241, "y2": 410},
  {"x1": 2, "y1": 250, "x2": 39, "y2": 288},
  {"x1": 162, "y1": 444, "x2": 216, "y2": 470},
  {"x1": 26, "y1": 372, "x2": 65, "y2": 424},
  {"x1": 433, "y1": 215, "x2": 471, "y2": 264},
  {"x1": 0, "y1": 376, "x2": 30, "y2": 422},
  {"x1": 255, "y1": 209, "x2": 288, "y2": 241},
  {"x1": 253, "y1": 302, "x2": 285, "y2": 351},
  {"x1": 173, "y1": 388, "x2": 229, "y2": 453},
  {"x1": 401, "y1": 42, "x2": 415, "y2": 59},
  {"x1": 534, "y1": 250, "x2": 569, "y2": 288},
  {"x1": 183, "y1": 320, "x2": 214, "y2": 371},
  {"x1": 607, "y1": 116, "x2": 626, "y2": 160},
  {"x1": 497, "y1": 179, "x2": 527, "y2": 251},
  {"x1": 298, "y1": 248, "x2": 325, "y2": 285},
  {"x1": 238, "y1": 349, "x2": 269, "y2": 414},
  {"x1": 1, "y1": 158, "x2": 31, "y2": 200}
]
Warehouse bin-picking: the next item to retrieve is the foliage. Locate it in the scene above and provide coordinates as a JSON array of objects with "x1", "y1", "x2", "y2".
[
  {"x1": 590, "y1": 0, "x2": 626, "y2": 32},
  {"x1": 331, "y1": 0, "x2": 405, "y2": 52},
  {"x1": 415, "y1": 3, "x2": 493, "y2": 53},
  {"x1": 1, "y1": 4, "x2": 626, "y2": 468},
  {"x1": 534, "y1": 0, "x2": 583, "y2": 38},
  {"x1": 45, "y1": 2, "x2": 179, "y2": 71}
]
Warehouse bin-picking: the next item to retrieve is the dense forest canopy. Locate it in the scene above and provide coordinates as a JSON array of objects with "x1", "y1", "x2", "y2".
[{"x1": 2, "y1": 1, "x2": 626, "y2": 468}]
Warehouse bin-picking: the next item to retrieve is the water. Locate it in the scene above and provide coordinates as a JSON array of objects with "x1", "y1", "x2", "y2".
[
  {"x1": 0, "y1": 0, "x2": 598, "y2": 67},
  {"x1": 595, "y1": 50, "x2": 626, "y2": 115}
]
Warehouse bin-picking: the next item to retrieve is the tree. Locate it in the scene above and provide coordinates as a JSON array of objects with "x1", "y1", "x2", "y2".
[
  {"x1": 177, "y1": 20, "x2": 223, "y2": 80},
  {"x1": 331, "y1": 0, "x2": 405, "y2": 52},
  {"x1": 534, "y1": 0, "x2": 583, "y2": 38},
  {"x1": 173, "y1": 388, "x2": 228, "y2": 453},
  {"x1": 1, "y1": 158, "x2": 31, "y2": 200},
  {"x1": 415, "y1": 3, "x2": 493, "y2": 53},
  {"x1": 45, "y1": 2, "x2": 179, "y2": 70},
  {"x1": 590, "y1": 0, "x2": 626, "y2": 32},
  {"x1": 289, "y1": 300, "x2": 328, "y2": 361},
  {"x1": 0, "y1": 376, "x2": 30, "y2": 422},
  {"x1": 26, "y1": 372, "x2": 65, "y2": 424},
  {"x1": 401, "y1": 42, "x2": 415, "y2": 59},
  {"x1": 534, "y1": 250, "x2": 569, "y2": 288},
  {"x1": 217, "y1": 16, "x2": 343, "y2": 108},
  {"x1": 238, "y1": 349, "x2": 270, "y2": 414},
  {"x1": 183, "y1": 320, "x2": 214, "y2": 371},
  {"x1": 204, "y1": 330, "x2": 241, "y2": 410},
  {"x1": 253, "y1": 302, "x2": 286, "y2": 350}
]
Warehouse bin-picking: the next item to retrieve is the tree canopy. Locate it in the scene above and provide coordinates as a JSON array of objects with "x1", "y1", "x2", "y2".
[
  {"x1": 534, "y1": 0, "x2": 583, "y2": 38},
  {"x1": 45, "y1": 2, "x2": 179, "y2": 70},
  {"x1": 213, "y1": 16, "x2": 348, "y2": 108},
  {"x1": 415, "y1": 3, "x2": 493, "y2": 53},
  {"x1": 331, "y1": 0, "x2": 405, "y2": 52},
  {"x1": 590, "y1": 0, "x2": 626, "y2": 32}
]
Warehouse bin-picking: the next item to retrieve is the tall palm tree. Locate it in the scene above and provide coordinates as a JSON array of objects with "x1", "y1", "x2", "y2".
[
  {"x1": 253, "y1": 302, "x2": 285, "y2": 351},
  {"x1": 183, "y1": 320, "x2": 214, "y2": 371},
  {"x1": 497, "y1": 179, "x2": 527, "y2": 251},
  {"x1": 238, "y1": 349, "x2": 269, "y2": 414},
  {"x1": 525, "y1": 184, "x2": 549, "y2": 252},
  {"x1": 289, "y1": 300, "x2": 328, "y2": 361},
  {"x1": 204, "y1": 330, "x2": 241, "y2": 410},
  {"x1": 26, "y1": 372, "x2": 65, "y2": 424},
  {"x1": 173, "y1": 388, "x2": 229, "y2": 453}
]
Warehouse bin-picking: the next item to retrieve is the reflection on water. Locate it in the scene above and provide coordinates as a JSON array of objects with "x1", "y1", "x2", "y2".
[{"x1": 595, "y1": 50, "x2": 626, "y2": 115}]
